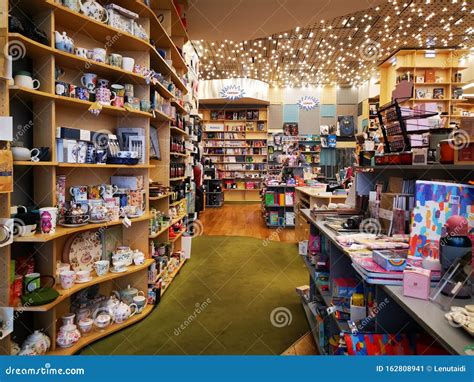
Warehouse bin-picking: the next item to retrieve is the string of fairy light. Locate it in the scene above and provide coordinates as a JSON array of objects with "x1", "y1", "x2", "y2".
[{"x1": 193, "y1": 0, "x2": 473, "y2": 87}]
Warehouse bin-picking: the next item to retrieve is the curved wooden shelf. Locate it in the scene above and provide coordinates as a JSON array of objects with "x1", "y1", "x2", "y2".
[
  {"x1": 149, "y1": 224, "x2": 169, "y2": 239},
  {"x1": 149, "y1": 193, "x2": 170, "y2": 201},
  {"x1": 169, "y1": 230, "x2": 185, "y2": 243},
  {"x1": 171, "y1": 99, "x2": 187, "y2": 114},
  {"x1": 170, "y1": 152, "x2": 187, "y2": 157},
  {"x1": 15, "y1": 259, "x2": 154, "y2": 312},
  {"x1": 47, "y1": 1, "x2": 187, "y2": 92},
  {"x1": 48, "y1": 304, "x2": 154, "y2": 355},
  {"x1": 170, "y1": 126, "x2": 189, "y2": 136},
  {"x1": 13, "y1": 161, "x2": 58, "y2": 166},
  {"x1": 161, "y1": 259, "x2": 186, "y2": 296},
  {"x1": 14, "y1": 213, "x2": 152, "y2": 243},
  {"x1": 170, "y1": 176, "x2": 187, "y2": 181}
]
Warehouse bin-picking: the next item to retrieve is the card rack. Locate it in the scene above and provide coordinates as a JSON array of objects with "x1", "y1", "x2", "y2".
[{"x1": 377, "y1": 100, "x2": 411, "y2": 153}]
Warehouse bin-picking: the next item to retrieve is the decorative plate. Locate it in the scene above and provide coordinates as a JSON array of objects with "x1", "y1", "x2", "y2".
[{"x1": 62, "y1": 231, "x2": 103, "y2": 271}]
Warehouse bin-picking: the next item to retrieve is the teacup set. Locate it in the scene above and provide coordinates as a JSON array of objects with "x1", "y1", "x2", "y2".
[
  {"x1": 59, "y1": 268, "x2": 93, "y2": 289},
  {"x1": 13, "y1": 71, "x2": 40, "y2": 90}
]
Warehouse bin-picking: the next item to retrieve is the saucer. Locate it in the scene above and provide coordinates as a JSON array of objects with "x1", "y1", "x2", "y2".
[
  {"x1": 75, "y1": 277, "x2": 93, "y2": 283},
  {"x1": 110, "y1": 268, "x2": 127, "y2": 274}
]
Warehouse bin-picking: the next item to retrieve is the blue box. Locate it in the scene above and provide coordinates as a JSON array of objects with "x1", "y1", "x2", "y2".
[{"x1": 372, "y1": 249, "x2": 408, "y2": 271}]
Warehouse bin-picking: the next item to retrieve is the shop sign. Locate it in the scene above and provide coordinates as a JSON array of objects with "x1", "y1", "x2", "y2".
[
  {"x1": 297, "y1": 96, "x2": 320, "y2": 111},
  {"x1": 220, "y1": 84, "x2": 245, "y2": 100}
]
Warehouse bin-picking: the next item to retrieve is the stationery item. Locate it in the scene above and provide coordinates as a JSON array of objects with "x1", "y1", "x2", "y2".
[
  {"x1": 86, "y1": 143, "x2": 95, "y2": 164},
  {"x1": 403, "y1": 268, "x2": 431, "y2": 300},
  {"x1": 95, "y1": 149, "x2": 107, "y2": 164},
  {"x1": 372, "y1": 249, "x2": 408, "y2": 271},
  {"x1": 21, "y1": 275, "x2": 59, "y2": 306},
  {"x1": 410, "y1": 181, "x2": 474, "y2": 258},
  {"x1": 56, "y1": 175, "x2": 67, "y2": 207},
  {"x1": 76, "y1": 141, "x2": 87, "y2": 163},
  {"x1": 24, "y1": 272, "x2": 41, "y2": 292},
  {"x1": 39, "y1": 207, "x2": 58, "y2": 234}
]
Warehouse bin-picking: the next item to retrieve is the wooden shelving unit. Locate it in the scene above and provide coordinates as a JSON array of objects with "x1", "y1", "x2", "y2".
[
  {"x1": 379, "y1": 49, "x2": 472, "y2": 128},
  {"x1": 2, "y1": 0, "x2": 197, "y2": 355},
  {"x1": 200, "y1": 106, "x2": 268, "y2": 202}
]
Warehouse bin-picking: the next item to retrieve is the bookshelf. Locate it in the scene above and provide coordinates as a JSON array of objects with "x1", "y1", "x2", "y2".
[{"x1": 200, "y1": 106, "x2": 268, "y2": 202}]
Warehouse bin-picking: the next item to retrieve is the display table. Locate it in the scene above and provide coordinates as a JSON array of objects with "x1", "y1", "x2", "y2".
[{"x1": 300, "y1": 208, "x2": 473, "y2": 355}]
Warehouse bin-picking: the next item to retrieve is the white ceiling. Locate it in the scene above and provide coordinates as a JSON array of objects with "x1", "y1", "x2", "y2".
[{"x1": 186, "y1": 0, "x2": 387, "y2": 41}]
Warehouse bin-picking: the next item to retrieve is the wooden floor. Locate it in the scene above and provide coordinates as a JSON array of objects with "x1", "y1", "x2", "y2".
[
  {"x1": 281, "y1": 332, "x2": 318, "y2": 355},
  {"x1": 199, "y1": 203, "x2": 296, "y2": 243}
]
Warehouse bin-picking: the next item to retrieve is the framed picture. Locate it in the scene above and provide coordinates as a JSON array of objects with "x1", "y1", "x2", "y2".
[
  {"x1": 283, "y1": 123, "x2": 298, "y2": 136},
  {"x1": 150, "y1": 125, "x2": 161, "y2": 160},
  {"x1": 433, "y1": 88, "x2": 444, "y2": 99}
]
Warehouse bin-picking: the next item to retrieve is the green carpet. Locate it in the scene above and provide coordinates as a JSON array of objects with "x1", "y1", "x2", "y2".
[{"x1": 81, "y1": 236, "x2": 309, "y2": 355}]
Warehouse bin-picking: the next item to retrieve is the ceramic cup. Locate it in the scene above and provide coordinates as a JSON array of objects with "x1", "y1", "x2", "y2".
[
  {"x1": 78, "y1": 318, "x2": 93, "y2": 334},
  {"x1": 122, "y1": 57, "x2": 135, "y2": 72},
  {"x1": 14, "y1": 72, "x2": 40, "y2": 90},
  {"x1": 56, "y1": 263, "x2": 70, "y2": 283},
  {"x1": 111, "y1": 95, "x2": 124, "y2": 108},
  {"x1": 112, "y1": 260, "x2": 126, "y2": 272},
  {"x1": 94, "y1": 260, "x2": 109, "y2": 277},
  {"x1": 81, "y1": 73, "x2": 98, "y2": 92},
  {"x1": 70, "y1": 186, "x2": 88, "y2": 202},
  {"x1": 76, "y1": 270, "x2": 91, "y2": 282},
  {"x1": 101, "y1": 184, "x2": 118, "y2": 199},
  {"x1": 97, "y1": 78, "x2": 110, "y2": 89},
  {"x1": 92, "y1": 48, "x2": 106, "y2": 63},
  {"x1": 133, "y1": 252, "x2": 145, "y2": 265},
  {"x1": 132, "y1": 295, "x2": 147, "y2": 314},
  {"x1": 75, "y1": 86, "x2": 89, "y2": 101},
  {"x1": 55, "y1": 81, "x2": 69, "y2": 96},
  {"x1": 107, "y1": 206, "x2": 120, "y2": 222},
  {"x1": 95, "y1": 87, "x2": 115, "y2": 105},
  {"x1": 59, "y1": 270, "x2": 76, "y2": 289},
  {"x1": 87, "y1": 185, "x2": 105, "y2": 200},
  {"x1": 110, "y1": 84, "x2": 124, "y2": 97},
  {"x1": 108, "y1": 53, "x2": 122, "y2": 67},
  {"x1": 39, "y1": 207, "x2": 58, "y2": 234},
  {"x1": 75, "y1": 47, "x2": 88, "y2": 58}
]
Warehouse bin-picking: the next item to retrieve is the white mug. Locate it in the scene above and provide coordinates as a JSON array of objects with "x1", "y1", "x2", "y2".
[
  {"x1": 14, "y1": 74, "x2": 40, "y2": 90},
  {"x1": 122, "y1": 57, "x2": 135, "y2": 72},
  {"x1": 92, "y1": 48, "x2": 106, "y2": 63},
  {"x1": 76, "y1": 270, "x2": 91, "y2": 282},
  {"x1": 59, "y1": 270, "x2": 76, "y2": 289}
]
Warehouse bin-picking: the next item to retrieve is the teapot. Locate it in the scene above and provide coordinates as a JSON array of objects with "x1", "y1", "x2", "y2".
[
  {"x1": 54, "y1": 31, "x2": 74, "y2": 53},
  {"x1": 80, "y1": 0, "x2": 109, "y2": 23},
  {"x1": 56, "y1": 323, "x2": 81, "y2": 348},
  {"x1": 113, "y1": 285, "x2": 144, "y2": 305},
  {"x1": 110, "y1": 300, "x2": 137, "y2": 324},
  {"x1": 22, "y1": 330, "x2": 51, "y2": 355},
  {"x1": 18, "y1": 344, "x2": 37, "y2": 356}
]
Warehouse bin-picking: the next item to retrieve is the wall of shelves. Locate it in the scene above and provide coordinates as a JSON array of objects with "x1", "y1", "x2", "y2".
[
  {"x1": 200, "y1": 106, "x2": 268, "y2": 202},
  {"x1": 1, "y1": 0, "x2": 197, "y2": 355}
]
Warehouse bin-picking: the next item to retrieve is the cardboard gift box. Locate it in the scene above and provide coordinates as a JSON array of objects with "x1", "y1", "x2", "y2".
[{"x1": 403, "y1": 268, "x2": 431, "y2": 300}]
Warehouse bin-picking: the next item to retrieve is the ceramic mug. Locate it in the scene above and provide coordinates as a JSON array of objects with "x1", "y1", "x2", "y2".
[
  {"x1": 133, "y1": 295, "x2": 147, "y2": 313},
  {"x1": 122, "y1": 57, "x2": 135, "y2": 72},
  {"x1": 59, "y1": 270, "x2": 76, "y2": 290},
  {"x1": 55, "y1": 81, "x2": 70, "y2": 97},
  {"x1": 94, "y1": 260, "x2": 109, "y2": 277},
  {"x1": 133, "y1": 252, "x2": 145, "y2": 265},
  {"x1": 101, "y1": 184, "x2": 118, "y2": 199},
  {"x1": 97, "y1": 78, "x2": 110, "y2": 89},
  {"x1": 39, "y1": 207, "x2": 57, "y2": 234},
  {"x1": 81, "y1": 73, "x2": 97, "y2": 91},
  {"x1": 14, "y1": 72, "x2": 40, "y2": 90},
  {"x1": 108, "y1": 53, "x2": 122, "y2": 67},
  {"x1": 107, "y1": 206, "x2": 120, "y2": 222},
  {"x1": 111, "y1": 95, "x2": 124, "y2": 108},
  {"x1": 92, "y1": 48, "x2": 106, "y2": 63},
  {"x1": 95, "y1": 87, "x2": 115, "y2": 105},
  {"x1": 88, "y1": 185, "x2": 105, "y2": 200},
  {"x1": 74, "y1": 47, "x2": 88, "y2": 58},
  {"x1": 112, "y1": 260, "x2": 126, "y2": 272},
  {"x1": 110, "y1": 84, "x2": 124, "y2": 96},
  {"x1": 76, "y1": 270, "x2": 90, "y2": 282},
  {"x1": 140, "y1": 100, "x2": 151, "y2": 113},
  {"x1": 75, "y1": 86, "x2": 89, "y2": 101},
  {"x1": 70, "y1": 185, "x2": 88, "y2": 202},
  {"x1": 63, "y1": 0, "x2": 81, "y2": 12}
]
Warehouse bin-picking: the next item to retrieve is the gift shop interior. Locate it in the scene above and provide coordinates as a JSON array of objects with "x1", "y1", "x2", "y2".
[{"x1": 0, "y1": 0, "x2": 473, "y2": 358}]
